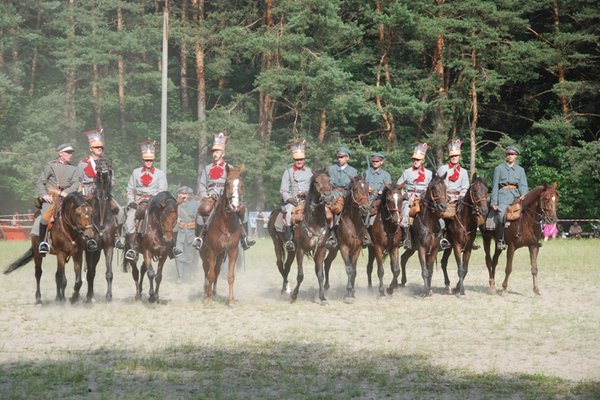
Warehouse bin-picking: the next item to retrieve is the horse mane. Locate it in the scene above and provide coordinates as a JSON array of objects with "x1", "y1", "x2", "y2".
[
  {"x1": 149, "y1": 191, "x2": 175, "y2": 211},
  {"x1": 95, "y1": 157, "x2": 113, "y2": 199},
  {"x1": 304, "y1": 170, "x2": 328, "y2": 225},
  {"x1": 521, "y1": 186, "x2": 545, "y2": 209},
  {"x1": 422, "y1": 174, "x2": 445, "y2": 208},
  {"x1": 62, "y1": 191, "x2": 87, "y2": 212}
]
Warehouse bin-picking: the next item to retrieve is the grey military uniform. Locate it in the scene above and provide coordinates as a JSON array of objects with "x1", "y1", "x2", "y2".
[
  {"x1": 327, "y1": 164, "x2": 358, "y2": 191},
  {"x1": 437, "y1": 164, "x2": 469, "y2": 202},
  {"x1": 280, "y1": 166, "x2": 313, "y2": 225},
  {"x1": 174, "y1": 197, "x2": 200, "y2": 277},
  {"x1": 199, "y1": 161, "x2": 228, "y2": 199},
  {"x1": 364, "y1": 167, "x2": 392, "y2": 203},
  {"x1": 125, "y1": 167, "x2": 168, "y2": 234},
  {"x1": 36, "y1": 160, "x2": 80, "y2": 227},
  {"x1": 397, "y1": 166, "x2": 432, "y2": 227},
  {"x1": 491, "y1": 162, "x2": 528, "y2": 220}
]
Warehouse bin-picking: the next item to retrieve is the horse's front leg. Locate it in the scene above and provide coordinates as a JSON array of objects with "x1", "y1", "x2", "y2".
[
  {"x1": 399, "y1": 248, "x2": 415, "y2": 288},
  {"x1": 440, "y1": 247, "x2": 452, "y2": 295},
  {"x1": 528, "y1": 245, "x2": 541, "y2": 296},
  {"x1": 315, "y1": 247, "x2": 329, "y2": 306},
  {"x1": 366, "y1": 246, "x2": 375, "y2": 289},
  {"x1": 323, "y1": 248, "x2": 337, "y2": 292},
  {"x1": 104, "y1": 246, "x2": 114, "y2": 302},
  {"x1": 226, "y1": 247, "x2": 239, "y2": 306},
  {"x1": 291, "y1": 250, "x2": 305, "y2": 303},
  {"x1": 482, "y1": 231, "x2": 497, "y2": 294},
  {"x1": 501, "y1": 246, "x2": 516, "y2": 295},
  {"x1": 455, "y1": 248, "x2": 471, "y2": 296},
  {"x1": 386, "y1": 247, "x2": 400, "y2": 295},
  {"x1": 418, "y1": 248, "x2": 432, "y2": 297},
  {"x1": 203, "y1": 252, "x2": 217, "y2": 304},
  {"x1": 55, "y1": 253, "x2": 68, "y2": 302},
  {"x1": 372, "y1": 246, "x2": 385, "y2": 297},
  {"x1": 70, "y1": 251, "x2": 84, "y2": 304},
  {"x1": 153, "y1": 256, "x2": 168, "y2": 304},
  {"x1": 85, "y1": 250, "x2": 99, "y2": 303}
]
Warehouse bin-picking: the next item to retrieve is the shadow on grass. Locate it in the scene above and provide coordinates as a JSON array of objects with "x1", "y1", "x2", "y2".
[{"x1": 1, "y1": 342, "x2": 597, "y2": 399}]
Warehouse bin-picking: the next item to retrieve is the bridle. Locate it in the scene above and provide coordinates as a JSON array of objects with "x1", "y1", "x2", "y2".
[
  {"x1": 350, "y1": 180, "x2": 370, "y2": 218},
  {"x1": 384, "y1": 188, "x2": 402, "y2": 225}
]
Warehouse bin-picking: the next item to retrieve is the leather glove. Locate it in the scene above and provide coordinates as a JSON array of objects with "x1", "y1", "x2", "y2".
[{"x1": 128, "y1": 202, "x2": 138, "y2": 209}]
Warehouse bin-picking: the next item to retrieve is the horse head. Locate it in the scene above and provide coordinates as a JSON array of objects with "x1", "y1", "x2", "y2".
[
  {"x1": 94, "y1": 157, "x2": 113, "y2": 199},
  {"x1": 150, "y1": 191, "x2": 178, "y2": 243},
  {"x1": 63, "y1": 192, "x2": 95, "y2": 243},
  {"x1": 539, "y1": 182, "x2": 559, "y2": 224},
  {"x1": 468, "y1": 177, "x2": 489, "y2": 224},
  {"x1": 224, "y1": 165, "x2": 243, "y2": 213},
  {"x1": 349, "y1": 176, "x2": 370, "y2": 218},
  {"x1": 425, "y1": 173, "x2": 448, "y2": 214},
  {"x1": 383, "y1": 183, "x2": 403, "y2": 225},
  {"x1": 307, "y1": 171, "x2": 332, "y2": 207}
]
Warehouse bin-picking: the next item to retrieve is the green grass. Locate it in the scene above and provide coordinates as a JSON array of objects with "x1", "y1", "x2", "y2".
[{"x1": 0, "y1": 239, "x2": 599, "y2": 399}]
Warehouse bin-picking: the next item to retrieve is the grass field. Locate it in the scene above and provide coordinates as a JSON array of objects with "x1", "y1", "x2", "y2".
[{"x1": 0, "y1": 238, "x2": 599, "y2": 399}]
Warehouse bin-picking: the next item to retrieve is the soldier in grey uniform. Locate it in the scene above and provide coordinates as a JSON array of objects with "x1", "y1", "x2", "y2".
[
  {"x1": 193, "y1": 132, "x2": 255, "y2": 251},
  {"x1": 396, "y1": 143, "x2": 433, "y2": 249},
  {"x1": 490, "y1": 145, "x2": 528, "y2": 250},
  {"x1": 325, "y1": 147, "x2": 358, "y2": 248},
  {"x1": 363, "y1": 151, "x2": 392, "y2": 245},
  {"x1": 78, "y1": 128, "x2": 126, "y2": 248},
  {"x1": 35, "y1": 143, "x2": 81, "y2": 255},
  {"x1": 124, "y1": 140, "x2": 178, "y2": 260},
  {"x1": 174, "y1": 186, "x2": 200, "y2": 280},
  {"x1": 280, "y1": 140, "x2": 313, "y2": 252},
  {"x1": 437, "y1": 139, "x2": 470, "y2": 250}
]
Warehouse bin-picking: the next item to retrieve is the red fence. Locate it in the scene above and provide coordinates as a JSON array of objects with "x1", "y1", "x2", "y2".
[{"x1": 0, "y1": 213, "x2": 35, "y2": 241}]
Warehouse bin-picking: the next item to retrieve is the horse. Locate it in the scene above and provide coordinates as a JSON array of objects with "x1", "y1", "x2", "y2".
[
  {"x1": 198, "y1": 166, "x2": 245, "y2": 306},
  {"x1": 84, "y1": 157, "x2": 118, "y2": 302},
  {"x1": 267, "y1": 208, "x2": 295, "y2": 296},
  {"x1": 321, "y1": 176, "x2": 370, "y2": 303},
  {"x1": 123, "y1": 191, "x2": 178, "y2": 303},
  {"x1": 399, "y1": 174, "x2": 448, "y2": 296},
  {"x1": 439, "y1": 177, "x2": 488, "y2": 295},
  {"x1": 481, "y1": 183, "x2": 558, "y2": 295},
  {"x1": 365, "y1": 183, "x2": 405, "y2": 296},
  {"x1": 4, "y1": 192, "x2": 95, "y2": 304}
]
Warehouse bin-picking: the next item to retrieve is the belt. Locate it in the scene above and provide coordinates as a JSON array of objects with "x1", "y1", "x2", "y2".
[
  {"x1": 500, "y1": 184, "x2": 517, "y2": 190},
  {"x1": 178, "y1": 221, "x2": 195, "y2": 229},
  {"x1": 447, "y1": 190, "x2": 461, "y2": 195}
]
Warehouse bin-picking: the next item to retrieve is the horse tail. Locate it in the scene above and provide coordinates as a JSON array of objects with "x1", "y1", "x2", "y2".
[{"x1": 4, "y1": 247, "x2": 34, "y2": 274}]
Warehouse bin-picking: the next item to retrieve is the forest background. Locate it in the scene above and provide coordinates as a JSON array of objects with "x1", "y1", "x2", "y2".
[{"x1": 0, "y1": 0, "x2": 598, "y2": 217}]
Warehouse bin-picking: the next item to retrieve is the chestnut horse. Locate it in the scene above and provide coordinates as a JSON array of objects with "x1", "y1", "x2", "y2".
[
  {"x1": 4, "y1": 192, "x2": 95, "y2": 304},
  {"x1": 123, "y1": 191, "x2": 178, "y2": 303},
  {"x1": 322, "y1": 176, "x2": 370, "y2": 303},
  {"x1": 481, "y1": 183, "x2": 558, "y2": 295},
  {"x1": 84, "y1": 157, "x2": 118, "y2": 302},
  {"x1": 399, "y1": 174, "x2": 448, "y2": 296},
  {"x1": 439, "y1": 177, "x2": 488, "y2": 295},
  {"x1": 199, "y1": 166, "x2": 245, "y2": 306},
  {"x1": 365, "y1": 184, "x2": 405, "y2": 296}
]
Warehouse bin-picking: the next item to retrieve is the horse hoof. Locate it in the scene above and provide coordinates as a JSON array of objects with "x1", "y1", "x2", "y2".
[
  {"x1": 386, "y1": 287, "x2": 394, "y2": 295},
  {"x1": 105, "y1": 294, "x2": 112, "y2": 302},
  {"x1": 319, "y1": 299, "x2": 329, "y2": 306},
  {"x1": 443, "y1": 287, "x2": 451, "y2": 295},
  {"x1": 533, "y1": 289, "x2": 541, "y2": 296},
  {"x1": 135, "y1": 294, "x2": 142, "y2": 301},
  {"x1": 343, "y1": 296, "x2": 355, "y2": 305}
]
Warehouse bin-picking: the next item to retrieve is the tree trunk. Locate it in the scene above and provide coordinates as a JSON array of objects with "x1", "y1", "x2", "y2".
[
  {"x1": 552, "y1": 1, "x2": 571, "y2": 148},
  {"x1": 180, "y1": 0, "x2": 190, "y2": 114},
  {"x1": 193, "y1": 0, "x2": 208, "y2": 192},
  {"x1": 65, "y1": 0, "x2": 77, "y2": 134},
  {"x1": 469, "y1": 48, "x2": 478, "y2": 179},
  {"x1": 117, "y1": 4, "x2": 127, "y2": 137},
  {"x1": 431, "y1": 0, "x2": 447, "y2": 166},
  {"x1": 29, "y1": 8, "x2": 42, "y2": 97},
  {"x1": 374, "y1": 1, "x2": 395, "y2": 152},
  {"x1": 92, "y1": 62, "x2": 102, "y2": 128}
]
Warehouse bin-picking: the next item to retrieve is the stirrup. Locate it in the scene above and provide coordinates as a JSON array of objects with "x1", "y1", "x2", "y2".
[
  {"x1": 38, "y1": 241, "x2": 50, "y2": 254},
  {"x1": 325, "y1": 234, "x2": 337, "y2": 250},
  {"x1": 439, "y1": 238, "x2": 451, "y2": 250},
  {"x1": 285, "y1": 240, "x2": 295, "y2": 252},
  {"x1": 125, "y1": 249, "x2": 137, "y2": 261},
  {"x1": 403, "y1": 238, "x2": 412, "y2": 250},
  {"x1": 172, "y1": 246, "x2": 184, "y2": 258},
  {"x1": 362, "y1": 234, "x2": 371, "y2": 248},
  {"x1": 241, "y1": 237, "x2": 255, "y2": 250},
  {"x1": 471, "y1": 241, "x2": 480, "y2": 250},
  {"x1": 192, "y1": 236, "x2": 203, "y2": 250},
  {"x1": 86, "y1": 239, "x2": 99, "y2": 252},
  {"x1": 496, "y1": 240, "x2": 507, "y2": 250}
]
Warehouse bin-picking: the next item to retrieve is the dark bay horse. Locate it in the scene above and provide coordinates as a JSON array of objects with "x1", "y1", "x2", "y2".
[
  {"x1": 365, "y1": 184, "x2": 405, "y2": 296},
  {"x1": 481, "y1": 183, "x2": 558, "y2": 295},
  {"x1": 123, "y1": 191, "x2": 178, "y2": 303},
  {"x1": 198, "y1": 166, "x2": 245, "y2": 306},
  {"x1": 267, "y1": 208, "x2": 295, "y2": 296},
  {"x1": 399, "y1": 174, "x2": 448, "y2": 296},
  {"x1": 439, "y1": 177, "x2": 488, "y2": 295},
  {"x1": 4, "y1": 192, "x2": 95, "y2": 304},
  {"x1": 84, "y1": 157, "x2": 118, "y2": 302},
  {"x1": 322, "y1": 176, "x2": 370, "y2": 303}
]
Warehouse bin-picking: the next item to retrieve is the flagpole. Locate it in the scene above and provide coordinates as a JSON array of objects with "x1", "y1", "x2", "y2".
[{"x1": 160, "y1": 0, "x2": 169, "y2": 171}]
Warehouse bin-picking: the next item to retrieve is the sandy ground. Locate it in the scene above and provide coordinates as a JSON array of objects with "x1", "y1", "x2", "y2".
[{"x1": 1, "y1": 238, "x2": 599, "y2": 386}]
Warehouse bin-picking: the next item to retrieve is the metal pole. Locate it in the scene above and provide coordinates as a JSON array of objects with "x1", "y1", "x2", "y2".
[{"x1": 160, "y1": 0, "x2": 169, "y2": 171}]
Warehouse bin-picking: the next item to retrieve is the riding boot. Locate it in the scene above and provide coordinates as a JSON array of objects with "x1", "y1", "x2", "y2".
[
  {"x1": 402, "y1": 226, "x2": 412, "y2": 249},
  {"x1": 114, "y1": 224, "x2": 126, "y2": 249},
  {"x1": 439, "y1": 228, "x2": 451, "y2": 250},
  {"x1": 362, "y1": 230, "x2": 372, "y2": 248},
  {"x1": 38, "y1": 223, "x2": 50, "y2": 256},
  {"x1": 284, "y1": 225, "x2": 295, "y2": 252},
  {"x1": 192, "y1": 224, "x2": 205, "y2": 250},
  {"x1": 125, "y1": 233, "x2": 138, "y2": 261},
  {"x1": 239, "y1": 222, "x2": 255, "y2": 251},
  {"x1": 325, "y1": 227, "x2": 338, "y2": 250},
  {"x1": 169, "y1": 232, "x2": 183, "y2": 259},
  {"x1": 495, "y1": 223, "x2": 506, "y2": 250}
]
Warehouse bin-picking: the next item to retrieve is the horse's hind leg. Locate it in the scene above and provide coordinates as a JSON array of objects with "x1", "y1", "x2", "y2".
[
  {"x1": 34, "y1": 250, "x2": 43, "y2": 305},
  {"x1": 501, "y1": 248, "x2": 515, "y2": 295},
  {"x1": 387, "y1": 248, "x2": 400, "y2": 295},
  {"x1": 55, "y1": 254, "x2": 67, "y2": 302},
  {"x1": 440, "y1": 248, "x2": 452, "y2": 295},
  {"x1": 399, "y1": 248, "x2": 415, "y2": 288},
  {"x1": 291, "y1": 251, "x2": 305, "y2": 303},
  {"x1": 324, "y1": 249, "x2": 337, "y2": 292},
  {"x1": 85, "y1": 251, "x2": 100, "y2": 303},
  {"x1": 70, "y1": 252, "x2": 85, "y2": 303},
  {"x1": 366, "y1": 247, "x2": 375, "y2": 290}
]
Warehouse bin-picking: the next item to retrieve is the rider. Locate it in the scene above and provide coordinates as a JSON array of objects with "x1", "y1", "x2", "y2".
[
  {"x1": 78, "y1": 128, "x2": 126, "y2": 249},
  {"x1": 363, "y1": 151, "x2": 392, "y2": 246},
  {"x1": 280, "y1": 140, "x2": 313, "y2": 252},
  {"x1": 437, "y1": 139, "x2": 470, "y2": 250},
  {"x1": 124, "y1": 140, "x2": 181, "y2": 260},
  {"x1": 490, "y1": 145, "x2": 528, "y2": 250},
  {"x1": 174, "y1": 186, "x2": 200, "y2": 280},
  {"x1": 35, "y1": 143, "x2": 81, "y2": 255},
  {"x1": 193, "y1": 132, "x2": 255, "y2": 251},
  {"x1": 396, "y1": 143, "x2": 432, "y2": 249},
  {"x1": 325, "y1": 147, "x2": 358, "y2": 249}
]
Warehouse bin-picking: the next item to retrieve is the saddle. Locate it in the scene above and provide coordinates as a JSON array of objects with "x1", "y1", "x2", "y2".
[
  {"x1": 408, "y1": 197, "x2": 421, "y2": 218},
  {"x1": 506, "y1": 200, "x2": 522, "y2": 221}
]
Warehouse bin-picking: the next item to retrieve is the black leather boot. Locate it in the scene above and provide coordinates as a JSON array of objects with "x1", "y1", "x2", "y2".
[
  {"x1": 402, "y1": 226, "x2": 412, "y2": 249},
  {"x1": 38, "y1": 223, "x2": 49, "y2": 255},
  {"x1": 125, "y1": 233, "x2": 138, "y2": 260},
  {"x1": 495, "y1": 222, "x2": 506, "y2": 250},
  {"x1": 284, "y1": 225, "x2": 295, "y2": 252},
  {"x1": 169, "y1": 232, "x2": 183, "y2": 259}
]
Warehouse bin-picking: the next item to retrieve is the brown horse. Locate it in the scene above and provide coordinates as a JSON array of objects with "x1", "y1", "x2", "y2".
[
  {"x1": 322, "y1": 176, "x2": 370, "y2": 303},
  {"x1": 365, "y1": 183, "x2": 405, "y2": 296},
  {"x1": 481, "y1": 183, "x2": 558, "y2": 295},
  {"x1": 267, "y1": 208, "x2": 296, "y2": 296},
  {"x1": 123, "y1": 191, "x2": 178, "y2": 303},
  {"x1": 84, "y1": 157, "x2": 118, "y2": 302},
  {"x1": 199, "y1": 166, "x2": 245, "y2": 306},
  {"x1": 399, "y1": 174, "x2": 448, "y2": 296},
  {"x1": 439, "y1": 177, "x2": 488, "y2": 295},
  {"x1": 4, "y1": 192, "x2": 95, "y2": 304}
]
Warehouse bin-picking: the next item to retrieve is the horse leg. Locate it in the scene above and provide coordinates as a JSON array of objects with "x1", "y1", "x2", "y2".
[
  {"x1": 482, "y1": 231, "x2": 497, "y2": 294},
  {"x1": 153, "y1": 257, "x2": 166, "y2": 304},
  {"x1": 315, "y1": 249, "x2": 329, "y2": 306},
  {"x1": 440, "y1": 247, "x2": 452, "y2": 295},
  {"x1": 33, "y1": 242, "x2": 43, "y2": 304},
  {"x1": 455, "y1": 248, "x2": 472, "y2": 296},
  {"x1": 146, "y1": 254, "x2": 158, "y2": 303},
  {"x1": 104, "y1": 247, "x2": 114, "y2": 302},
  {"x1": 418, "y1": 249, "x2": 432, "y2": 297},
  {"x1": 85, "y1": 250, "x2": 99, "y2": 303},
  {"x1": 283, "y1": 249, "x2": 295, "y2": 295},
  {"x1": 529, "y1": 245, "x2": 541, "y2": 296},
  {"x1": 324, "y1": 248, "x2": 337, "y2": 292},
  {"x1": 387, "y1": 247, "x2": 406, "y2": 295},
  {"x1": 139, "y1": 261, "x2": 148, "y2": 301},
  {"x1": 501, "y1": 247, "x2": 515, "y2": 295},
  {"x1": 291, "y1": 250, "x2": 304, "y2": 303},
  {"x1": 274, "y1": 234, "x2": 288, "y2": 294},
  {"x1": 399, "y1": 248, "x2": 415, "y2": 288},
  {"x1": 55, "y1": 253, "x2": 67, "y2": 302},
  {"x1": 69, "y1": 251, "x2": 84, "y2": 304},
  {"x1": 366, "y1": 246, "x2": 375, "y2": 290},
  {"x1": 373, "y1": 246, "x2": 385, "y2": 297},
  {"x1": 226, "y1": 248, "x2": 239, "y2": 306},
  {"x1": 131, "y1": 261, "x2": 142, "y2": 300}
]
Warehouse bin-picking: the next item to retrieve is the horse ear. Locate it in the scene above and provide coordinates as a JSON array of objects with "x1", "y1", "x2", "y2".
[
  {"x1": 239, "y1": 163, "x2": 246, "y2": 175},
  {"x1": 440, "y1": 171, "x2": 447, "y2": 180},
  {"x1": 550, "y1": 182, "x2": 557, "y2": 190}
]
